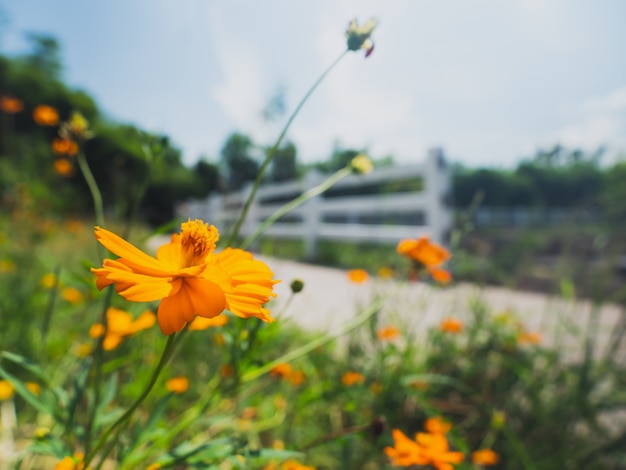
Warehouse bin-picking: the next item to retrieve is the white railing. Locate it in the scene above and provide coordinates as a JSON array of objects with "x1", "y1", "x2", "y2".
[{"x1": 177, "y1": 148, "x2": 452, "y2": 258}]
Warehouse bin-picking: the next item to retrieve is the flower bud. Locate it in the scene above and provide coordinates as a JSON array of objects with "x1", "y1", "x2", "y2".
[
  {"x1": 350, "y1": 153, "x2": 373, "y2": 174},
  {"x1": 290, "y1": 278, "x2": 305, "y2": 293}
]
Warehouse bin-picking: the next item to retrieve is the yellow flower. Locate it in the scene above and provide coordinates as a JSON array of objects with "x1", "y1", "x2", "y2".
[
  {"x1": 341, "y1": 371, "x2": 365, "y2": 386},
  {"x1": 0, "y1": 95, "x2": 24, "y2": 114},
  {"x1": 66, "y1": 111, "x2": 92, "y2": 140},
  {"x1": 0, "y1": 259, "x2": 16, "y2": 273},
  {"x1": 61, "y1": 287, "x2": 83, "y2": 304},
  {"x1": 377, "y1": 267, "x2": 394, "y2": 279},
  {"x1": 41, "y1": 273, "x2": 58, "y2": 288},
  {"x1": 91, "y1": 220, "x2": 279, "y2": 335},
  {"x1": 377, "y1": 326, "x2": 400, "y2": 341},
  {"x1": 346, "y1": 18, "x2": 377, "y2": 56},
  {"x1": 33, "y1": 105, "x2": 59, "y2": 126},
  {"x1": 347, "y1": 269, "x2": 369, "y2": 283},
  {"x1": 440, "y1": 317, "x2": 463, "y2": 334},
  {"x1": 287, "y1": 370, "x2": 305, "y2": 386},
  {"x1": 25, "y1": 382, "x2": 41, "y2": 396},
  {"x1": 146, "y1": 464, "x2": 161, "y2": 470},
  {"x1": 188, "y1": 314, "x2": 228, "y2": 331},
  {"x1": 472, "y1": 448, "x2": 499, "y2": 466},
  {"x1": 166, "y1": 376, "x2": 189, "y2": 394},
  {"x1": 0, "y1": 380, "x2": 14, "y2": 400}
]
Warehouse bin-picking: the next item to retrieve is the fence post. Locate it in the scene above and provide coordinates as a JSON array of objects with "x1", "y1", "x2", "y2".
[
  {"x1": 425, "y1": 148, "x2": 452, "y2": 245},
  {"x1": 303, "y1": 173, "x2": 321, "y2": 260}
]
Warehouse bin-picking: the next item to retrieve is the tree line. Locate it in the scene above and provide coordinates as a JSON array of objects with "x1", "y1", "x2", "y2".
[{"x1": 1, "y1": 34, "x2": 624, "y2": 229}]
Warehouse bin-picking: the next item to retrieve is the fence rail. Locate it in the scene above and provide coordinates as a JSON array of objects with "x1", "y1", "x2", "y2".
[{"x1": 177, "y1": 148, "x2": 453, "y2": 258}]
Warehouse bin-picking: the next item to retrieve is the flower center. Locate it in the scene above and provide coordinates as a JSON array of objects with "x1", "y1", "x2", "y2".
[{"x1": 179, "y1": 219, "x2": 219, "y2": 267}]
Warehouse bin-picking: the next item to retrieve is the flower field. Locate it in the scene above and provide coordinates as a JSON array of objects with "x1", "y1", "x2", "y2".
[{"x1": 1, "y1": 17, "x2": 626, "y2": 470}]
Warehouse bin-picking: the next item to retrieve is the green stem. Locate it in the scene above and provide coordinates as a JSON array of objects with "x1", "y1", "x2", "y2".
[
  {"x1": 226, "y1": 49, "x2": 349, "y2": 247},
  {"x1": 240, "y1": 167, "x2": 352, "y2": 250},
  {"x1": 241, "y1": 295, "x2": 385, "y2": 383},
  {"x1": 83, "y1": 288, "x2": 114, "y2": 459},
  {"x1": 76, "y1": 151, "x2": 105, "y2": 229},
  {"x1": 83, "y1": 334, "x2": 177, "y2": 468}
]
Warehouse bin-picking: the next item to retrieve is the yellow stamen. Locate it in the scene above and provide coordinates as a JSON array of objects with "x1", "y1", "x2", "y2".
[{"x1": 179, "y1": 219, "x2": 219, "y2": 267}]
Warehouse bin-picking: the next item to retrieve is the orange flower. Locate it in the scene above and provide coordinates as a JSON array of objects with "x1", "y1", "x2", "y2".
[
  {"x1": 270, "y1": 363, "x2": 293, "y2": 379},
  {"x1": 384, "y1": 429, "x2": 429, "y2": 467},
  {"x1": 428, "y1": 266, "x2": 452, "y2": 284},
  {"x1": 166, "y1": 376, "x2": 189, "y2": 394},
  {"x1": 287, "y1": 370, "x2": 305, "y2": 386},
  {"x1": 61, "y1": 287, "x2": 83, "y2": 304},
  {"x1": 220, "y1": 364, "x2": 234, "y2": 377},
  {"x1": 91, "y1": 220, "x2": 279, "y2": 335},
  {"x1": 54, "y1": 452, "x2": 88, "y2": 470},
  {"x1": 377, "y1": 325, "x2": 400, "y2": 341},
  {"x1": 33, "y1": 105, "x2": 59, "y2": 126},
  {"x1": 341, "y1": 371, "x2": 365, "y2": 386},
  {"x1": 25, "y1": 382, "x2": 41, "y2": 396},
  {"x1": 188, "y1": 314, "x2": 228, "y2": 331},
  {"x1": 397, "y1": 236, "x2": 450, "y2": 267},
  {"x1": 347, "y1": 269, "x2": 369, "y2": 283},
  {"x1": 415, "y1": 432, "x2": 464, "y2": 470},
  {"x1": 89, "y1": 308, "x2": 156, "y2": 350},
  {"x1": 472, "y1": 448, "x2": 499, "y2": 466},
  {"x1": 424, "y1": 416, "x2": 452, "y2": 435},
  {"x1": 440, "y1": 317, "x2": 463, "y2": 334},
  {"x1": 54, "y1": 159, "x2": 74, "y2": 177},
  {"x1": 52, "y1": 138, "x2": 78, "y2": 156},
  {"x1": 517, "y1": 331, "x2": 541, "y2": 345},
  {"x1": 0, "y1": 95, "x2": 24, "y2": 114}
]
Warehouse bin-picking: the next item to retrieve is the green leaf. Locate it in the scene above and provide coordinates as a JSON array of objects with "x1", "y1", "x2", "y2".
[{"x1": 0, "y1": 364, "x2": 53, "y2": 416}]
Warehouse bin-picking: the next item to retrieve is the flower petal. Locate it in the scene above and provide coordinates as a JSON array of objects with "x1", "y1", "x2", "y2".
[
  {"x1": 94, "y1": 227, "x2": 173, "y2": 277},
  {"x1": 157, "y1": 279, "x2": 226, "y2": 334}
]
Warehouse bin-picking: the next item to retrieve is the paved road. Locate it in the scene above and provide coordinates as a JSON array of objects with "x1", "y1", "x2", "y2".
[
  {"x1": 146, "y1": 236, "x2": 623, "y2": 362},
  {"x1": 261, "y1": 256, "x2": 624, "y2": 362}
]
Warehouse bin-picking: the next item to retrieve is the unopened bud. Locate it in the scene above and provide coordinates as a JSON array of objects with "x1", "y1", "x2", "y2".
[
  {"x1": 290, "y1": 278, "x2": 304, "y2": 293},
  {"x1": 350, "y1": 153, "x2": 373, "y2": 174}
]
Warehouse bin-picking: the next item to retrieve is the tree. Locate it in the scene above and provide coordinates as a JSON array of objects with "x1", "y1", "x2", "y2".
[
  {"x1": 220, "y1": 132, "x2": 259, "y2": 191},
  {"x1": 193, "y1": 159, "x2": 220, "y2": 197},
  {"x1": 25, "y1": 33, "x2": 63, "y2": 80},
  {"x1": 269, "y1": 141, "x2": 298, "y2": 182}
]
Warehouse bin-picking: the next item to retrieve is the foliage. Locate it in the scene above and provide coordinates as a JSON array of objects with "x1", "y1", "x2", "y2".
[{"x1": 221, "y1": 132, "x2": 260, "y2": 191}]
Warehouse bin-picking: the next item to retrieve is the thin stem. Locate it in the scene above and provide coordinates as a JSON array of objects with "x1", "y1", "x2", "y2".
[
  {"x1": 83, "y1": 334, "x2": 177, "y2": 468},
  {"x1": 76, "y1": 151, "x2": 105, "y2": 229},
  {"x1": 300, "y1": 422, "x2": 371, "y2": 452},
  {"x1": 83, "y1": 288, "x2": 114, "y2": 458},
  {"x1": 240, "y1": 167, "x2": 352, "y2": 250},
  {"x1": 226, "y1": 49, "x2": 349, "y2": 247},
  {"x1": 241, "y1": 295, "x2": 385, "y2": 383}
]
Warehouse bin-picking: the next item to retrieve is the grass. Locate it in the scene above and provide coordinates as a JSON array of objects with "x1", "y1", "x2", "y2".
[{"x1": 1, "y1": 212, "x2": 626, "y2": 469}]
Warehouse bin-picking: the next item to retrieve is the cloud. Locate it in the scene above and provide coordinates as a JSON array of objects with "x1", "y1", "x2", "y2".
[{"x1": 549, "y1": 86, "x2": 626, "y2": 157}]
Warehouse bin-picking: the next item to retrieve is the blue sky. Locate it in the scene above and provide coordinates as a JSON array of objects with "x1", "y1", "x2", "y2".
[{"x1": 2, "y1": 1, "x2": 625, "y2": 168}]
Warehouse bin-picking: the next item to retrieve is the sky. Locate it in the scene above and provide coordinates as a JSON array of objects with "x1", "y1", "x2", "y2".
[{"x1": 1, "y1": 0, "x2": 625, "y2": 168}]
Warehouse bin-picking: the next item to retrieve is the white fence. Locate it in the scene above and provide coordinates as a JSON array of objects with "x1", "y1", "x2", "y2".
[{"x1": 177, "y1": 148, "x2": 453, "y2": 258}]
